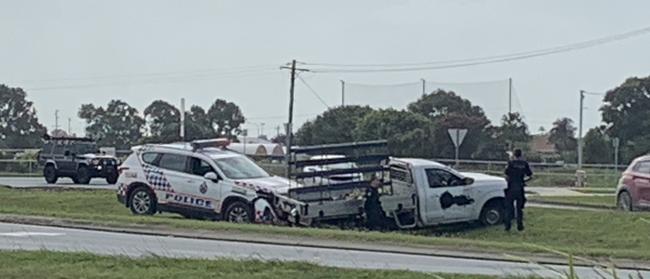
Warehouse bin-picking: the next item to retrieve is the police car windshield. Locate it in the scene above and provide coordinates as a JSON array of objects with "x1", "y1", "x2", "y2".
[{"x1": 213, "y1": 156, "x2": 270, "y2": 179}]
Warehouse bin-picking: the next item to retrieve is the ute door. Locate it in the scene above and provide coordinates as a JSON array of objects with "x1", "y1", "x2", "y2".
[
  {"x1": 183, "y1": 156, "x2": 223, "y2": 213},
  {"x1": 422, "y1": 168, "x2": 475, "y2": 224}
]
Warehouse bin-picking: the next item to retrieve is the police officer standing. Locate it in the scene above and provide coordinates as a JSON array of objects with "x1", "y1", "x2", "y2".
[{"x1": 504, "y1": 149, "x2": 533, "y2": 231}]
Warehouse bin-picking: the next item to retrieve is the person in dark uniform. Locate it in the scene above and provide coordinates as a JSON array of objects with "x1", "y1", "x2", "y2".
[
  {"x1": 364, "y1": 175, "x2": 387, "y2": 231},
  {"x1": 504, "y1": 149, "x2": 533, "y2": 231}
]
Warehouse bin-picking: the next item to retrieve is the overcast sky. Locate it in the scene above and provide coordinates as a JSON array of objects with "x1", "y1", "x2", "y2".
[{"x1": 2, "y1": 0, "x2": 649, "y2": 138}]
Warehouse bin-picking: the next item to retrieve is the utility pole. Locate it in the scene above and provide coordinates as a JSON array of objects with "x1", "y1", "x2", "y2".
[
  {"x1": 578, "y1": 90, "x2": 585, "y2": 170},
  {"x1": 67, "y1": 118, "x2": 71, "y2": 135},
  {"x1": 180, "y1": 98, "x2": 185, "y2": 141},
  {"x1": 260, "y1": 122, "x2": 265, "y2": 137},
  {"x1": 508, "y1": 78, "x2": 513, "y2": 114},
  {"x1": 54, "y1": 110, "x2": 59, "y2": 131},
  {"x1": 421, "y1": 78, "x2": 426, "y2": 96},
  {"x1": 340, "y1": 80, "x2": 345, "y2": 106},
  {"x1": 280, "y1": 60, "x2": 309, "y2": 177},
  {"x1": 275, "y1": 125, "x2": 280, "y2": 138}
]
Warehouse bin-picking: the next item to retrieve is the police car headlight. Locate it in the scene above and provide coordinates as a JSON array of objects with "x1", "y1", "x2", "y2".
[{"x1": 91, "y1": 159, "x2": 100, "y2": 165}]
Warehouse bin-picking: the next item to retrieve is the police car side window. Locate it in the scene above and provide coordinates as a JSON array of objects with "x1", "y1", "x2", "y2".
[
  {"x1": 142, "y1": 153, "x2": 159, "y2": 165},
  {"x1": 158, "y1": 153, "x2": 188, "y2": 173},
  {"x1": 189, "y1": 157, "x2": 216, "y2": 177}
]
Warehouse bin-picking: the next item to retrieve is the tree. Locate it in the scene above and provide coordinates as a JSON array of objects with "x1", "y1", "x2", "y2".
[
  {"x1": 143, "y1": 100, "x2": 181, "y2": 143},
  {"x1": 548, "y1": 117, "x2": 577, "y2": 161},
  {"x1": 295, "y1": 105, "x2": 374, "y2": 145},
  {"x1": 352, "y1": 109, "x2": 436, "y2": 157},
  {"x1": 601, "y1": 76, "x2": 650, "y2": 162},
  {"x1": 408, "y1": 90, "x2": 490, "y2": 158},
  {"x1": 583, "y1": 126, "x2": 611, "y2": 164},
  {"x1": 497, "y1": 112, "x2": 531, "y2": 149},
  {"x1": 78, "y1": 100, "x2": 145, "y2": 149},
  {"x1": 0, "y1": 85, "x2": 47, "y2": 148},
  {"x1": 207, "y1": 99, "x2": 245, "y2": 138},
  {"x1": 185, "y1": 105, "x2": 214, "y2": 141}
]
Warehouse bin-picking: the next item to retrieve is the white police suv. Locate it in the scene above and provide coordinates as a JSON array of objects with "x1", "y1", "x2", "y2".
[{"x1": 116, "y1": 139, "x2": 295, "y2": 223}]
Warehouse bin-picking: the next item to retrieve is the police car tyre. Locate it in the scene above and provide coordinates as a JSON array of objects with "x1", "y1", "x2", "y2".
[
  {"x1": 223, "y1": 200, "x2": 252, "y2": 223},
  {"x1": 106, "y1": 169, "x2": 118, "y2": 184},
  {"x1": 76, "y1": 166, "x2": 91, "y2": 184},
  {"x1": 479, "y1": 200, "x2": 504, "y2": 226},
  {"x1": 43, "y1": 165, "x2": 58, "y2": 184},
  {"x1": 617, "y1": 191, "x2": 633, "y2": 212},
  {"x1": 129, "y1": 187, "x2": 157, "y2": 215}
]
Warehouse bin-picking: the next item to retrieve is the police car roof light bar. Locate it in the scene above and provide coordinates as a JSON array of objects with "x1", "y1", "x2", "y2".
[{"x1": 191, "y1": 138, "x2": 230, "y2": 151}]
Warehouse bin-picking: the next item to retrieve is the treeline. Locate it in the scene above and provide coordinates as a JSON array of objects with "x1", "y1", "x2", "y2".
[
  {"x1": 295, "y1": 90, "x2": 557, "y2": 161},
  {"x1": 1, "y1": 74, "x2": 650, "y2": 163}
]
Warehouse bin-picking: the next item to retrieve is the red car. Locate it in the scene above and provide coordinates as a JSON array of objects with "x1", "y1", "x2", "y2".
[{"x1": 617, "y1": 155, "x2": 650, "y2": 211}]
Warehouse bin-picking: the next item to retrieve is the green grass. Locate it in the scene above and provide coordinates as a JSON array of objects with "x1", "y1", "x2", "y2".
[
  {"x1": 0, "y1": 187, "x2": 649, "y2": 261},
  {"x1": 0, "y1": 250, "x2": 497, "y2": 279},
  {"x1": 528, "y1": 195, "x2": 616, "y2": 208}
]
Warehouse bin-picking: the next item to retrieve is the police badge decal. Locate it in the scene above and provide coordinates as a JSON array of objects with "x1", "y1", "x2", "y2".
[{"x1": 199, "y1": 182, "x2": 208, "y2": 194}]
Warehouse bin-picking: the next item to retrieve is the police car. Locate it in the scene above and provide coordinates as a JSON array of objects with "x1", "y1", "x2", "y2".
[{"x1": 116, "y1": 139, "x2": 295, "y2": 223}]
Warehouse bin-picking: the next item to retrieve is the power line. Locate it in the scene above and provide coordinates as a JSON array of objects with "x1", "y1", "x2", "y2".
[
  {"x1": 297, "y1": 75, "x2": 331, "y2": 109},
  {"x1": 304, "y1": 25, "x2": 650, "y2": 73}
]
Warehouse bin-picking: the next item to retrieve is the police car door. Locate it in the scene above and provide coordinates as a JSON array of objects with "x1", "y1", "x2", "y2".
[
  {"x1": 155, "y1": 153, "x2": 198, "y2": 209},
  {"x1": 183, "y1": 156, "x2": 222, "y2": 213},
  {"x1": 424, "y1": 168, "x2": 475, "y2": 223}
]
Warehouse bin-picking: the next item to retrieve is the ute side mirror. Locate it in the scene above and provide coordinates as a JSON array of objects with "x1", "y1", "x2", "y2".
[
  {"x1": 204, "y1": 172, "x2": 221, "y2": 183},
  {"x1": 463, "y1": 177, "x2": 475, "y2": 186}
]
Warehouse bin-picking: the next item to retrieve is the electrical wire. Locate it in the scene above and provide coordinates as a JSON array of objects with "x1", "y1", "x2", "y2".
[
  {"x1": 297, "y1": 75, "x2": 331, "y2": 109},
  {"x1": 303, "y1": 25, "x2": 650, "y2": 73}
]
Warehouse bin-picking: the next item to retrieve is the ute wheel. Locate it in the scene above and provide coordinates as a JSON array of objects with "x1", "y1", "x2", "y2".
[
  {"x1": 43, "y1": 165, "x2": 58, "y2": 184},
  {"x1": 480, "y1": 200, "x2": 504, "y2": 226},
  {"x1": 106, "y1": 168, "x2": 118, "y2": 184},
  {"x1": 75, "y1": 166, "x2": 91, "y2": 184},
  {"x1": 129, "y1": 187, "x2": 157, "y2": 215},
  {"x1": 617, "y1": 191, "x2": 633, "y2": 212},
  {"x1": 223, "y1": 200, "x2": 252, "y2": 224}
]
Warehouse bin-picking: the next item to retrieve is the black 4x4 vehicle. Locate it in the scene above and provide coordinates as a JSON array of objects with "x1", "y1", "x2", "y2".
[{"x1": 38, "y1": 136, "x2": 119, "y2": 184}]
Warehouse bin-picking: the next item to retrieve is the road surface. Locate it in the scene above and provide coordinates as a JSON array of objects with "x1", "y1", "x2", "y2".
[
  {"x1": 0, "y1": 222, "x2": 645, "y2": 278},
  {"x1": 0, "y1": 177, "x2": 115, "y2": 190}
]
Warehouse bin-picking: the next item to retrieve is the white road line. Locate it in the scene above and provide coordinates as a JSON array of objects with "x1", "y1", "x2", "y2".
[{"x1": 0, "y1": 232, "x2": 65, "y2": 237}]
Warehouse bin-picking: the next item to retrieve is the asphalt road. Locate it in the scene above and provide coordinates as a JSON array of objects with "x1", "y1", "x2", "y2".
[
  {"x1": 0, "y1": 177, "x2": 115, "y2": 190},
  {"x1": 0, "y1": 222, "x2": 645, "y2": 278}
]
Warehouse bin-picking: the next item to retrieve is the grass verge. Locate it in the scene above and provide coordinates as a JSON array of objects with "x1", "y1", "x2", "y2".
[
  {"x1": 0, "y1": 250, "x2": 497, "y2": 279},
  {"x1": 0, "y1": 187, "x2": 649, "y2": 262},
  {"x1": 528, "y1": 195, "x2": 616, "y2": 209}
]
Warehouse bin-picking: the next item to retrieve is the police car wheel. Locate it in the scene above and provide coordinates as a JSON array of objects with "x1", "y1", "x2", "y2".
[
  {"x1": 43, "y1": 165, "x2": 58, "y2": 184},
  {"x1": 76, "y1": 166, "x2": 91, "y2": 184},
  {"x1": 224, "y1": 201, "x2": 252, "y2": 223},
  {"x1": 129, "y1": 188, "x2": 156, "y2": 215}
]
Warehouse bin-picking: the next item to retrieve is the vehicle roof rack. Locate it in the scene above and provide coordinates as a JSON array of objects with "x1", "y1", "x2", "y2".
[{"x1": 43, "y1": 134, "x2": 95, "y2": 142}]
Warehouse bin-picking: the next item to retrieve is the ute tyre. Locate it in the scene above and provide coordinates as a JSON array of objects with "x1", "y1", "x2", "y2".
[
  {"x1": 618, "y1": 191, "x2": 633, "y2": 212},
  {"x1": 480, "y1": 201, "x2": 504, "y2": 226},
  {"x1": 129, "y1": 187, "x2": 157, "y2": 215},
  {"x1": 223, "y1": 201, "x2": 253, "y2": 224},
  {"x1": 76, "y1": 166, "x2": 91, "y2": 184},
  {"x1": 43, "y1": 165, "x2": 58, "y2": 184},
  {"x1": 106, "y1": 168, "x2": 118, "y2": 184}
]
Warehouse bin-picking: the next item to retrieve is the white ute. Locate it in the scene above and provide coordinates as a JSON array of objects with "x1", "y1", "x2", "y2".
[{"x1": 384, "y1": 158, "x2": 507, "y2": 228}]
